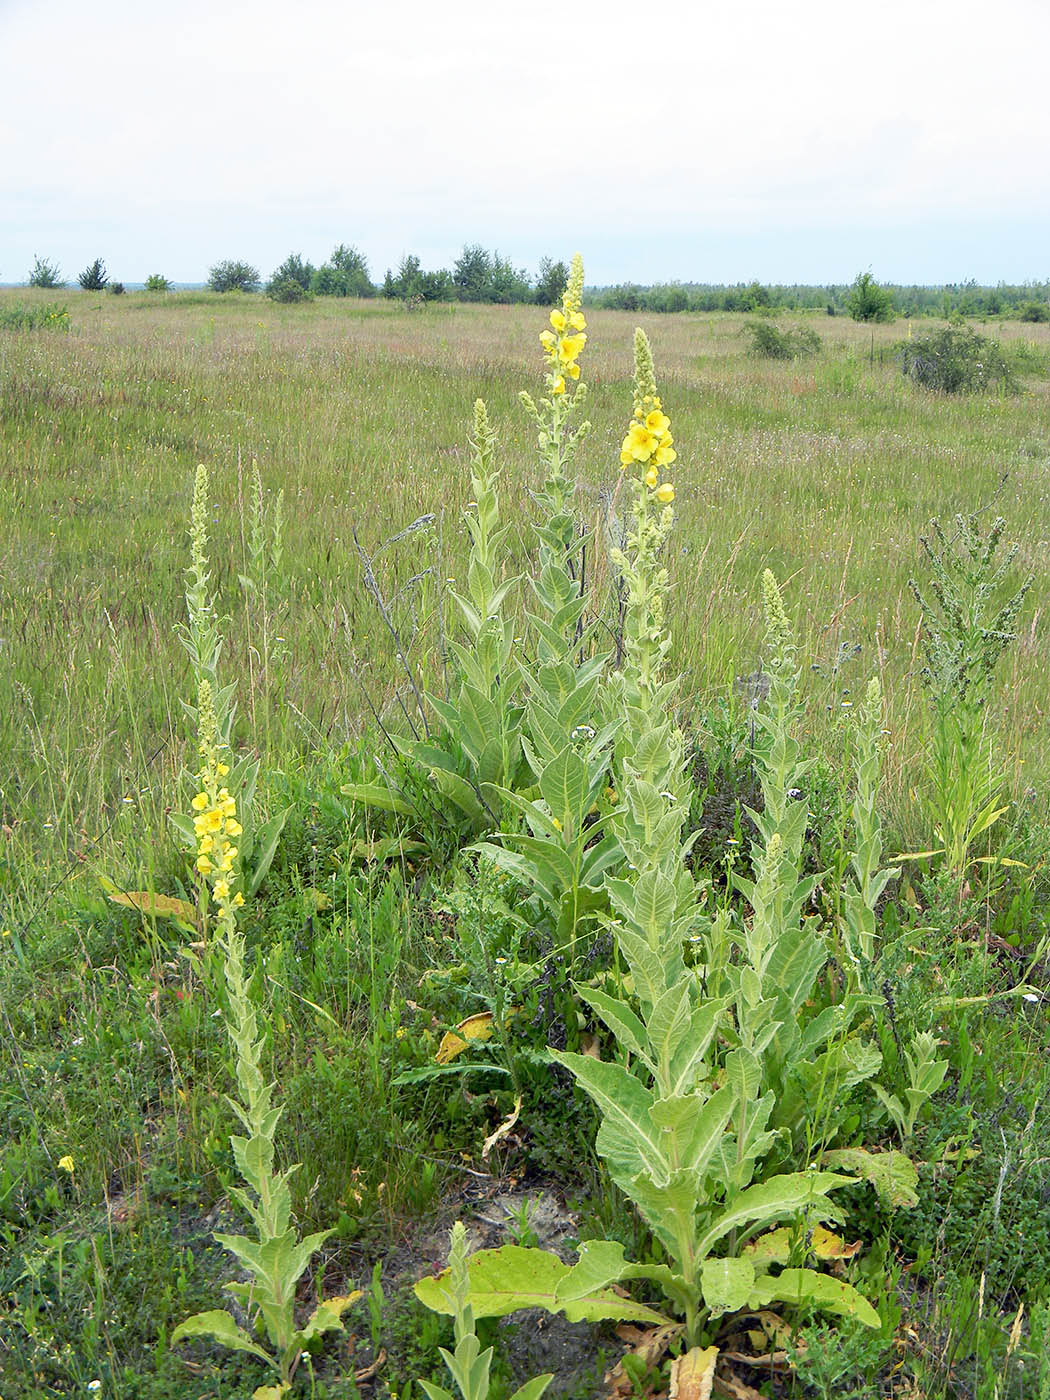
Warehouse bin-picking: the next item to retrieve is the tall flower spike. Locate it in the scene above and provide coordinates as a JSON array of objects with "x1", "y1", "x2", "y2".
[{"x1": 761, "y1": 569, "x2": 793, "y2": 654}]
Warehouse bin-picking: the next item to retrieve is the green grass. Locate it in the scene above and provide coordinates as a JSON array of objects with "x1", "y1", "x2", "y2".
[{"x1": 2, "y1": 289, "x2": 1050, "y2": 1399}]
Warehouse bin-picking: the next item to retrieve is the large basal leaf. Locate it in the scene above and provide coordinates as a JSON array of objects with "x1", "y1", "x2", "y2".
[
  {"x1": 413, "y1": 1246, "x2": 669, "y2": 1324},
  {"x1": 100, "y1": 878, "x2": 199, "y2": 929},
  {"x1": 700, "y1": 1257, "x2": 755, "y2": 1317},
  {"x1": 749, "y1": 1267, "x2": 880, "y2": 1328},
  {"x1": 170, "y1": 1308, "x2": 273, "y2": 1365},
  {"x1": 821, "y1": 1147, "x2": 919, "y2": 1209}
]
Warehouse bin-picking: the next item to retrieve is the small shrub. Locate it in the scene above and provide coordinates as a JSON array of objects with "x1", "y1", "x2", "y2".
[
  {"x1": 144, "y1": 273, "x2": 172, "y2": 292},
  {"x1": 267, "y1": 276, "x2": 310, "y2": 303},
  {"x1": 110, "y1": 281, "x2": 125, "y2": 295},
  {"x1": 897, "y1": 325, "x2": 1017, "y2": 393},
  {"x1": 846, "y1": 270, "x2": 895, "y2": 323},
  {"x1": 1019, "y1": 299, "x2": 1049, "y2": 322},
  {"x1": 0, "y1": 302, "x2": 70, "y2": 331},
  {"x1": 28, "y1": 255, "x2": 63, "y2": 288},
  {"x1": 207, "y1": 259, "x2": 261, "y2": 293},
  {"x1": 743, "y1": 319, "x2": 821, "y2": 359}
]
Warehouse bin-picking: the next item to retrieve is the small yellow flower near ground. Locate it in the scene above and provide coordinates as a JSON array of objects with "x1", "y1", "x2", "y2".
[
  {"x1": 58, "y1": 1155, "x2": 75, "y2": 1173},
  {"x1": 656, "y1": 483, "x2": 675, "y2": 503}
]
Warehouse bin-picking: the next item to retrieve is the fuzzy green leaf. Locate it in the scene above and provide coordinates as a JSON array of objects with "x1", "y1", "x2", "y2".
[
  {"x1": 700, "y1": 1257, "x2": 755, "y2": 1316},
  {"x1": 821, "y1": 1147, "x2": 919, "y2": 1209},
  {"x1": 749, "y1": 1267, "x2": 880, "y2": 1327},
  {"x1": 170, "y1": 1309, "x2": 274, "y2": 1365}
]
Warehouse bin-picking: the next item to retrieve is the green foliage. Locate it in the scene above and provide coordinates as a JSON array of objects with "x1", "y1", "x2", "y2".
[
  {"x1": 743, "y1": 318, "x2": 821, "y2": 359},
  {"x1": 908, "y1": 512, "x2": 1032, "y2": 879},
  {"x1": 0, "y1": 301, "x2": 70, "y2": 330},
  {"x1": 453, "y1": 245, "x2": 494, "y2": 303},
  {"x1": 311, "y1": 244, "x2": 373, "y2": 298},
  {"x1": 415, "y1": 1225, "x2": 554, "y2": 1400},
  {"x1": 78, "y1": 258, "x2": 109, "y2": 291},
  {"x1": 897, "y1": 324, "x2": 1016, "y2": 393},
  {"x1": 846, "y1": 270, "x2": 895, "y2": 323},
  {"x1": 1019, "y1": 299, "x2": 1049, "y2": 322},
  {"x1": 28, "y1": 254, "x2": 63, "y2": 287},
  {"x1": 534, "y1": 257, "x2": 568, "y2": 306},
  {"x1": 267, "y1": 254, "x2": 316, "y2": 302},
  {"x1": 145, "y1": 272, "x2": 172, "y2": 291},
  {"x1": 208, "y1": 259, "x2": 262, "y2": 293}
]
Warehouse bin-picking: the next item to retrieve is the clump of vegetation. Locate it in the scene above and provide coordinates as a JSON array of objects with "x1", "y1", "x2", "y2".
[
  {"x1": 208, "y1": 258, "x2": 261, "y2": 293},
  {"x1": 846, "y1": 269, "x2": 895, "y2": 322},
  {"x1": 0, "y1": 301, "x2": 71, "y2": 330},
  {"x1": 743, "y1": 318, "x2": 821, "y2": 359},
  {"x1": 78, "y1": 258, "x2": 109, "y2": 291},
  {"x1": 27, "y1": 254, "x2": 63, "y2": 287},
  {"x1": 1019, "y1": 299, "x2": 1049, "y2": 322},
  {"x1": 144, "y1": 272, "x2": 172, "y2": 291},
  {"x1": 897, "y1": 324, "x2": 1016, "y2": 393}
]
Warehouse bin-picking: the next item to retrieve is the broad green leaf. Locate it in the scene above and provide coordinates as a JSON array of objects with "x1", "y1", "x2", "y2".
[
  {"x1": 749, "y1": 1267, "x2": 880, "y2": 1327},
  {"x1": 821, "y1": 1147, "x2": 919, "y2": 1209},
  {"x1": 170, "y1": 1309, "x2": 274, "y2": 1365},
  {"x1": 576, "y1": 987, "x2": 651, "y2": 1065},
  {"x1": 551, "y1": 1051, "x2": 668, "y2": 1184},
  {"x1": 507, "y1": 1376, "x2": 555, "y2": 1400},
  {"x1": 695, "y1": 1172, "x2": 853, "y2": 1258},
  {"x1": 539, "y1": 746, "x2": 589, "y2": 833},
  {"x1": 247, "y1": 807, "x2": 289, "y2": 897},
  {"x1": 413, "y1": 1246, "x2": 669, "y2": 1324},
  {"x1": 341, "y1": 782, "x2": 413, "y2": 817},
  {"x1": 700, "y1": 1257, "x2": 755, "y2": 1316}
]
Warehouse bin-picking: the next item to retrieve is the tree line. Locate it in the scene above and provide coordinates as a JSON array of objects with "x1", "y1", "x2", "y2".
[{"x1": 21, "y1": 251, "x2": 1050, "y2": 321}]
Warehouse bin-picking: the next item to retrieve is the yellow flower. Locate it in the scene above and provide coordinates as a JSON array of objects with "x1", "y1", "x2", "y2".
[
  {"x1": 623, "y1": 423, "x2": 658, "y2": 461},
  {"x1": 549, "y1": 309, "x2": 566, "y2": 331},
  {"x1": 216, "y1": 762, "x2": 230, "y2": 777},
  {"x1": 191, "y1": 792, "x2": 208, "y2": 811},
  {"x1": 551, "y1": 816, "x2": 563, "y2": 832},
  {"x1": 656, "y1": 483, "x2": 675, "y2": 503},
  {"x1": 558, "y1": 333, "x2": 586, "y2": 363},
  {"x1": 644, "y1": 467, "x2": 658, "y2": 488},
  {"x1": 654, "y1": 443, "x2": 677, "y2": 466},
  {"x1": 214, "y1": 879, "x2": 230, "y2": 901},
  {"x1": 196, "y1": 854, "x2": 213, "y2": 874},
  {"x1": 539, "y1": 329, "x2": 556, "y2": 348},
  {"x1": 58, "y1": 1155, "x2": 75, "y2": 1174},
  {"x1": 226, "y1": 819, "x2": 243, "y2": 837},
  {"x1": 645, "y1": 410, "x2": 671, "y2": 434},
  {"x1": 569, "y1": 310, "x2": 586, "y2": 331},
  {"x1": 198, "y1": 835, "x2": 214, "y2": 855},
  {"x1": 232, "y1": 890, "x2": 245, "y2": 907},
  {"x1": 204, "y1": 810, "x2": 223, "y2": 833},
  {"x1": 551, "y1": 376, "x2": 566, "y2": 396},
  {"x1": 566, "y1": 363, "x2": 580, "y2": 379}
]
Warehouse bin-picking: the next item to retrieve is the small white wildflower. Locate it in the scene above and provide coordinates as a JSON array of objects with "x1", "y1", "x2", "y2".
[{"x1": 1024, "y1": 993, "x2": 1040, "y2": 1004}]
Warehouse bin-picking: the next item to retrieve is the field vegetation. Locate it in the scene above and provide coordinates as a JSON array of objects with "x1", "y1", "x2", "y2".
[{"x1": 2, "y1": 278, "x2": 1050, "y2": 1400}]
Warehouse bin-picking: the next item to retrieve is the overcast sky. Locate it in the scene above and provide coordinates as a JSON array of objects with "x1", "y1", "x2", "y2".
[{"x1": 2, "y1": 0, "x2": 1048, "y2": 287}]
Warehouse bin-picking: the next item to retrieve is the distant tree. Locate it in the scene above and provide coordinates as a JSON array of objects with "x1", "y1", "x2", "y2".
[
  {"x1": 267, "y1": 253, "x2": 315, "y2": 297},
  {"x1": 488, "y1": 253, "x2": 531, "y2": 303},
  {"x1": 453, "y1": 244, "x2": 492, "y2": 302},
  {"x1": 311, "y1": 244, "x2": 373, "y2": 297},
  {"x1": 78, "y1": 258, "x2": 109, "y2": 291},
  {"x1": 109, "y1": 281, "x2": 125, "y2": 295},
  {"x1": 1019, "y1": 300, "x2": 1049, "y2": 322},
  {"x1": 381, "y1": 268, "x2": 397, "y2": 298},
  {"x1": 29, "y1": 255, "x2": 63, "y2": 288},
  {"x1": 417, "y1": 268, "x2": 453, "y2": 301},
  {"x1": 846, "y1": 270, "x2": 895, "y2": 323},
  {"x1": 207, "y1": 259, "x2": 261, "y2": 293},
  {"x1": 534, "y1": 257, "x2": 569, "y2": 306},
  {"x1": 144, "y1": 273, "x2": 172, "y2": 292},
  {"x1": 268, "y1": 277, "x2": 311, "y2": 303}
]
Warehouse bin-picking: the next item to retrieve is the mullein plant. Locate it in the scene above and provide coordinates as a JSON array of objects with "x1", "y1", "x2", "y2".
[
  {"x1": 170, "y1": 464, "x2": 287, "y2": 912},
  {"x1": 420, "y1": 338, "x2": 883, "y2": 1362},
  {"x1": 345, "y1": 400, "x2": 526, "y2": 838},
  {"x1": 171, "y1": 681, "x2": 357, "y2": 1398},
  {"x1": 838, "y1": 677, "x2": 899, "y2": 986},
  {"x1": 473, "y1": 263, "x2": 626, "y2": 966}
]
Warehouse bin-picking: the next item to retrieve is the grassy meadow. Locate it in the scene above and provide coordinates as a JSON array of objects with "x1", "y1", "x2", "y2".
[{"x1": 2, "y1": 286, "x2": 1050, "y2": 1400}]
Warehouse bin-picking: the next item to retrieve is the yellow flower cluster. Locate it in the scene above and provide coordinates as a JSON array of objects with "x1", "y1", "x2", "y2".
[
  {"x1": 191, "y1": 763, "x2": 244, "y2": 909},
  {"x1": 538, "y1": 256, "x2": 587, "y2": 396},
  {"x1": 619, "y1": 393, "x2": 676, "y2": 501}
]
